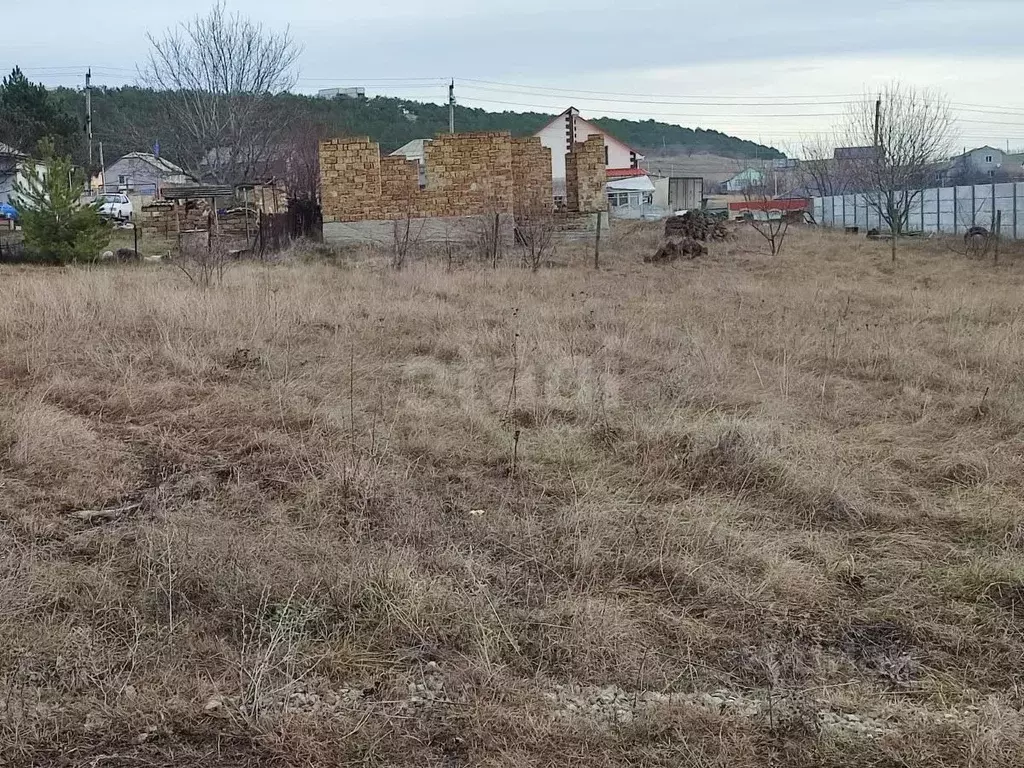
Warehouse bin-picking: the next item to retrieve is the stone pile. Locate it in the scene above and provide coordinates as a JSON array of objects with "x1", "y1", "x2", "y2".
[
  {"x1": 546, "y1": 683, "x2": 891, "y2": 737},
  {"x1": 646, "y1": 237, "x2": 708, "y2": 263}
]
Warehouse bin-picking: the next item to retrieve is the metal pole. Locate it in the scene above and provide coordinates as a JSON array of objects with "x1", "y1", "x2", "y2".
[
  {"x1": 874, "y1": 97, "x2": 881, "y2": 149},
  {"x1": 85, "y1": 68, "x2": 92, "y2": 168},
  {"x1": 594, "y1": 213, "x2": 602, "y2": 269},
  {"x1": 448, "y1": 80, "x2": 455, "y2": 134}
]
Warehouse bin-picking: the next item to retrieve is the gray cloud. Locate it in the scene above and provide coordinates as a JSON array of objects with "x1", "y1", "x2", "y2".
[
  {"x1": 6, "y1": 0, "x2": 1021, "y2": 83},
  {"x1": 5, "y1": 0, "x2": 1024, "y2": 147}
]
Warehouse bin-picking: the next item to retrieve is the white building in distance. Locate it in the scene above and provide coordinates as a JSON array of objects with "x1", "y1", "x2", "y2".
[{"x1": 534, "y1": 107, "x2": 644, "y2": 195}]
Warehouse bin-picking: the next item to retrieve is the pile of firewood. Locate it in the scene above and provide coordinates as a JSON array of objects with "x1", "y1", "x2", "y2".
[
  {"x1": 664, "y1": 210, "x2": 728, "y2": 242},
  {"x1": 646, "y1": 210, "x2": 726, "y2": 264}
]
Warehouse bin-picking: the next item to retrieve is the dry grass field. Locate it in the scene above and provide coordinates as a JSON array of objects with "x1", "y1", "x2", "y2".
[{"x1": 1, "y1": 225, "x2": 1023, "y2": 767}]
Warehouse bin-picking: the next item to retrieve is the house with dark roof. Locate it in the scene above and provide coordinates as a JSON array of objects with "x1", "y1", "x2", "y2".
[
  {"x1": 97, "y1": 152, "x2": 194, "y2": 195},
  {"x1": 0, "y1": 142, "x2": 27, "y2": 206}
]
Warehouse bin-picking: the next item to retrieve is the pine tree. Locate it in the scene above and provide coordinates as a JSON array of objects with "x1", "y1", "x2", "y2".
[
  {"x1": 0, "y1": 67, "x2": 81, "y2": 159},
  {"x1": 12, "y1": 139, "x2": 110, "y2": 264}
]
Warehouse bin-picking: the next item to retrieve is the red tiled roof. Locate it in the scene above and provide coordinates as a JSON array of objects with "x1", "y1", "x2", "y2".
[{"x1": 606, "y1": 168, "x2": 647, "y2": 179}]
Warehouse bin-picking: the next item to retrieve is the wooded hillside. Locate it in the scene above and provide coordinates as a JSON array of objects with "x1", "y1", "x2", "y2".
[{"x1": 44, "y1": 87, "x2": 783, "y2": 172}]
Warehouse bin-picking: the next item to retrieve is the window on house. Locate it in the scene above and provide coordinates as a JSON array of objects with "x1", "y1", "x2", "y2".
[
  {"x1": 608, "y1": 191, "x2": 630, "y2": 207},
  {"x1": 989, "y1": 170, "x2": 996, "y2": 178},
  {"x1": 986, "y1": 155, "x2": 994, "y2": 163},
  {"x1": 118, "y1": 175, "x2": 129, "y2": 185}
]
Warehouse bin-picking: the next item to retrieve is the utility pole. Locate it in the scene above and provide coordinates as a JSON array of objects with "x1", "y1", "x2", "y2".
[
  {"x1": 85, "y1": 68, "x2": 93, "y2": 167},
  {"x1": 873, "y1": 96, "x2": 881, "y2": 149},
  {"x1": 448, "y1": 80, "x2": 455, "y2": 134},
  {"x1": 98, "y1": 141, "x2": 105, "y2": 194}
]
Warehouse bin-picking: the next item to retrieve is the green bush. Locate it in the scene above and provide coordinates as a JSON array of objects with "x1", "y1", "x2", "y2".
[{"x1": 12, "y1": 139, "x2": 110, "y2": 264}]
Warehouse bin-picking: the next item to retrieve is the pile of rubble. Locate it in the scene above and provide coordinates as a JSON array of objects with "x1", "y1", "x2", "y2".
[
  {"x1": 645, "y1": 237, "x2": 707, "y2": 263},
  {"x1": 647, "y1": 210, "x2": 728, "y2": 264},
  {"x1": 546, "y1": 683, "x2": 892, "y2": 737}
]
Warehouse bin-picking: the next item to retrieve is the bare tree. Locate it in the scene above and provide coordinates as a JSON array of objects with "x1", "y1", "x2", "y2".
[
  {"x1": 741, "y1": 164, "x2": 791, "y2": 257},
  {"x1": 176, "y1": 231, "x2": 231, "y2": 288},
  {"x1": 391, "y1": 211, "x2": 423, "y2": 270},
  {"x1": 798, "y1": 133, "x2": 856, "y2": 198},
  {"x1": 843, "y1": 83, "x2": 955, "y2": 262},
  {"x1": 141, "y1": 2, "x2": 301, "y2": 185},
  {"x1": 516, "y1": 191, "x2": 556, "y2": 272},
  {"x1": 281, "y1": 117, "x2": 328, "y2": 203}
]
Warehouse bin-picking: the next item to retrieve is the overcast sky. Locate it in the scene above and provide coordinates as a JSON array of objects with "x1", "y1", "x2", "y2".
[{"x1": 7, "y1": 0, "x2": 1024, "y2": 154}]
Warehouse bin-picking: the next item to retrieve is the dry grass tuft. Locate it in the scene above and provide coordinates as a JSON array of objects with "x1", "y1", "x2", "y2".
[{"x1": 1, "y1": 226, "x2": 1023, "y2": 766}]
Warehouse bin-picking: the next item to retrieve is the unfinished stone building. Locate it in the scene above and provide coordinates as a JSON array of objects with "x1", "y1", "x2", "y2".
[{"x1": 319, "y1": 131, "x2": 606, "y2": 245}]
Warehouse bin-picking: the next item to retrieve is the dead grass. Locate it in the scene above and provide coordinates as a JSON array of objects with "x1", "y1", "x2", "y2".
[{"x1": 1, "y1": 226, "x2": 1023, "y2": 766}]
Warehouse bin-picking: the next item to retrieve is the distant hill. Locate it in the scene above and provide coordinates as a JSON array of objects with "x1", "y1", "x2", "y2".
[{"x1": 50, "y1": 88, "x2": 784, "y2": 170}]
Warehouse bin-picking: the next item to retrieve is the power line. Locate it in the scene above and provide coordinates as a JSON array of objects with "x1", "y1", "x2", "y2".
[
  {"x1": 455, "y1": 95, "x2": 849, "y2": 118},
  {"x1": 296, "y1": 76, "x2": 447, "y2": 83},
  {"x1": 458, "y1": 77, "x2": 867, "y2": 102},
  {"x1": 457, "y1": 82, "x2": 858, "y2": 107}
]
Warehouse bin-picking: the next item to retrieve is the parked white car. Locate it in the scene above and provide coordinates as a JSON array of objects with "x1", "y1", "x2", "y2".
[{"x1": 97, "y1": 193, "x2": 133, "y2": 222}]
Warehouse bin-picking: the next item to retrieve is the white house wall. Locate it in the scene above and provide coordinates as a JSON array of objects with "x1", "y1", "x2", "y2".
[
  {"x1": 536, "y1": 117, "x2": 570, "y2": 182},
  {"x1": 536, "y1": 112, "x2": 639, "y2": 183},
  {"x1": 813, "y1": 181, "x2": 1024, "y2": 238}
]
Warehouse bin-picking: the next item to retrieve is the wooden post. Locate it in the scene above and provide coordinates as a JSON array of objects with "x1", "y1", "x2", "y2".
[
  {"x1": 994, "y1": 210, "x2": 1002, "y2": 263},
  {"x1": 594, "y1": 213, "x2": 602, "y2": 269},
  {"x1": 243, "y1": 187, "x2": 251, "y2": 247},
  {"x1": 1015, "y1": 184, "x2": 1019, "y2": 240},
  {"x1": 134, "y1": 222, "x2": 139, "y2": 258},
  {"x1": 491, "y1": 212, "x2": 500, "y2": 268}
]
